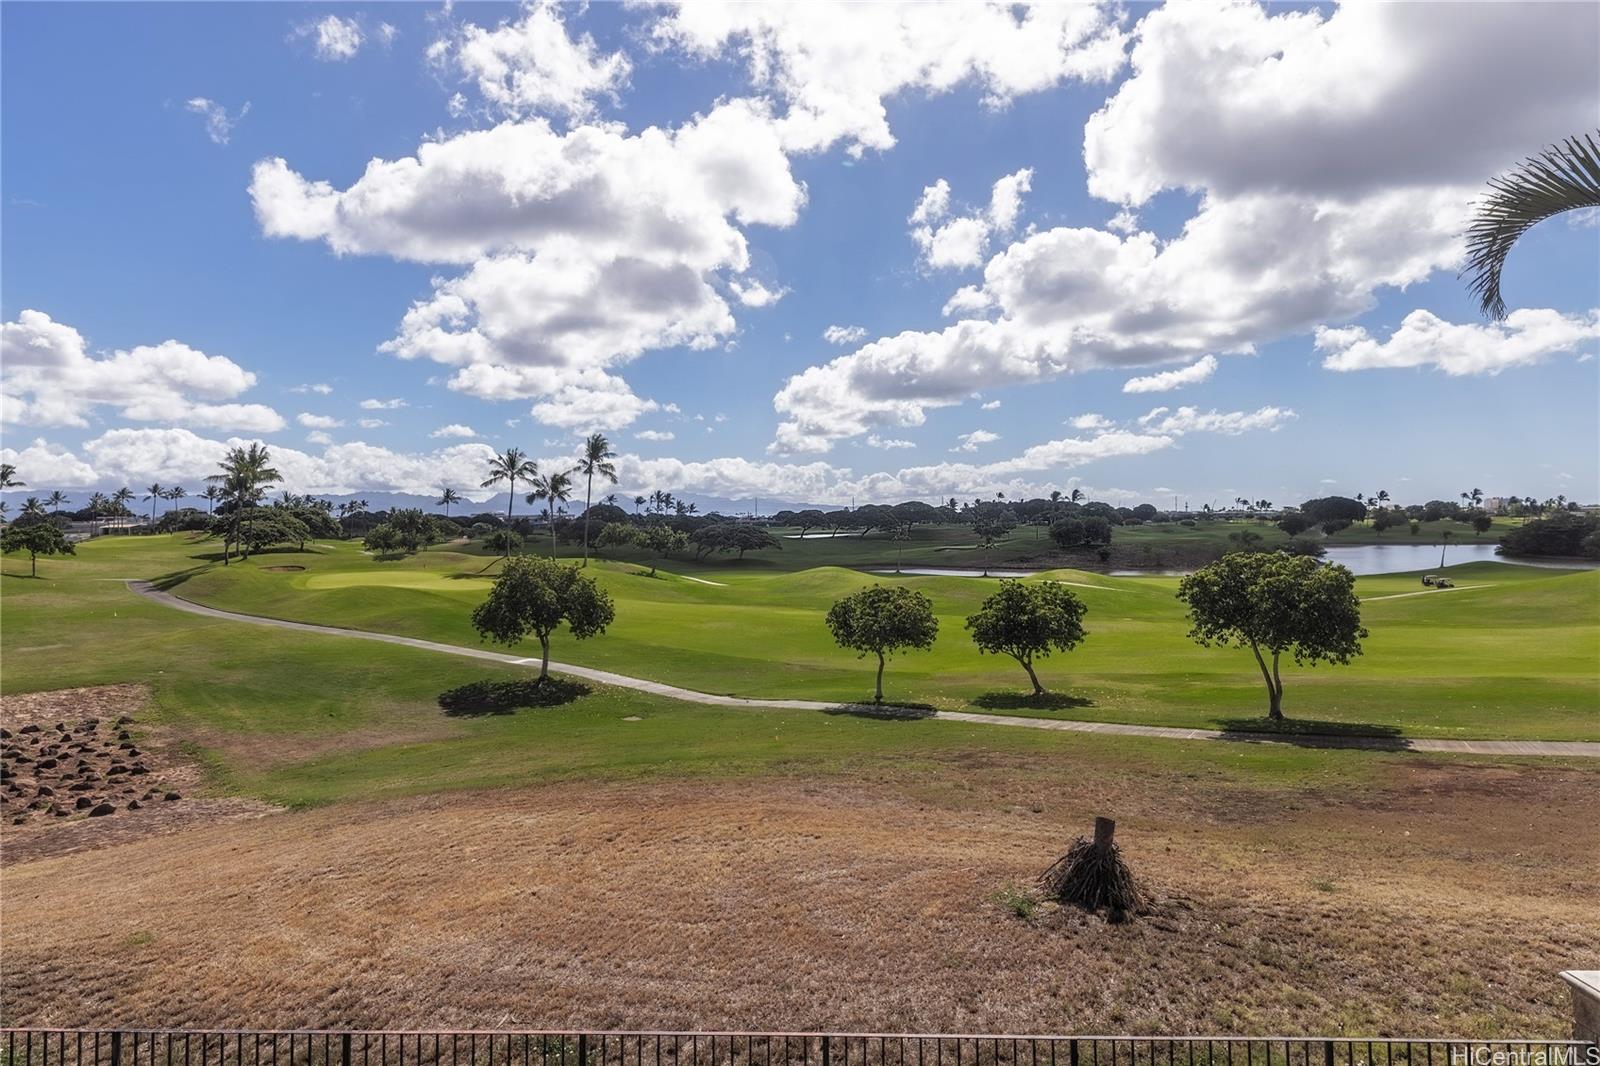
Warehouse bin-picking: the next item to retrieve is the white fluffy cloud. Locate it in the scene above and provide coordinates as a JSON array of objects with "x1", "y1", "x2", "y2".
[
  {"x1": 1122, "y1": 354, "x2": 1218, "y2": 394},
  {"x1": 824, "y1": 325, "x2": 867, "y2": 346},
  {"x1": 650, "y1": 2, "x2": 1127, "y2": 155},
  {"x1": 728, "y1": 278, "x2": 788, "y2": 308},
  {"x1": 635, "y1": 429, "x2": 675, "y2": 443},
  {"x1": 1318, "y1": 309, "x2": 1600, "y2": 376},
  {"x1": 296, "y1": 412, "x2": 343, "y2": 430},
  {"x1": 1, "y1": 310, "x2": 284, "y2": 433},
  {"x1": 435, "y1": 1, "x2": 631, "y2": 122},
  {"x1": 293, "y1": 15, "x2": 364, "y2": 61},
  {"x1": 252, "y1": 99, "x2": 804, "y2": 430},
  {"x1": 1070, "y1": 414, "x2": 1112, "y2": 430},
  {"x1": 430, "y1": 423, "x2": 480, "y2": 439},
  {"x1": 0, "y1": 437, "x2": 99, "y2": 487},
  {"x1": 772, "y1": 2, "x2": 1597, "y2": 453},
  {"x1": 908, "y1": 169, "x2": 1033, "y2": 269},
  {"x1": 952, "y1": 429, "x2": 999, "y2": 452},
  {"x1": 358, "y1": 398, "x2": 407, "y2": 410},
  {"x1": 184, "y1": 98, "x2": 249, "y2": 145}
]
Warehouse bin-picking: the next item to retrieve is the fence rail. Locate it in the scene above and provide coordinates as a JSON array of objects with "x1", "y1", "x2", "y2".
[{"x1": 2, "y1": 1033, "x2": 1593, "y2": 1066}]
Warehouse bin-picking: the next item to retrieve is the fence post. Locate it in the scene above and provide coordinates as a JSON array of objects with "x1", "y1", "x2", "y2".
[
  {"x1": 822, "y1": 1037, "x2": 831, "y2": 1066},
  {"x1": 1323, "y1": 1043, "x2": 1334, "y2": 1066},
  {"x1": 111, "y1": 1034, "x2": 123, "y2": 1066},
  {"x1": 342, "y1": 1036, "x2": 353, "y2": 1066},
  {"x1": 578, "y1": 1035, "x2": 588, "y2": 1066}
]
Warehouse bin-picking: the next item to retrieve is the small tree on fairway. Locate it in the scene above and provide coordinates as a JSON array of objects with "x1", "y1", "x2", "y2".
[
  {"x1": 639, "y1": 524, "x2": 688, "y2": 575},
  {"x1": 966, "y1": 580, "x2": 1088, "y2": 696},
  {"x1": 2, "y1": 523, "x2": 75, "y2": 576},
  {"x1": 1177, "y1": 552, "x2": 1366, "y2": 721},
  {"x1": 471, "y1": 556, "x2": 615, "y2": 682},
  {"x1": 825, "y1": 585, "x2": 939, "y2": 703}
]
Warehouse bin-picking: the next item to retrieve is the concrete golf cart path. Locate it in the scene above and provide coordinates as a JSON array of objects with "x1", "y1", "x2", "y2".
[{"x1": 129, "y1": 580, "x2": 1600, "y2": 759}]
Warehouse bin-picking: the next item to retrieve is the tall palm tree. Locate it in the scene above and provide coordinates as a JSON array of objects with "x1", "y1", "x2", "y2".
[
  {"x1": 109, "y1": 487, "x2": 135, "y2": 533},
  {"x1": 526, "y1": 469, "x2": 574, "y2": 559},
  {"x1": 87, "y1": 491, "x2": 109, "y2": 536},
  {"x1": 207, "y1": 443, "x2": 281, "y2": 564},
  {"x1": 46, "y1": 490, "x2": 69, "y2": 514},
  {"x1": 1465, "y1": 132, "x2": 1600, "y2": 319},
  {"x1": 437, "y1": 486, "x2": 462, "y2": 519},
  {"x1": 143, "y1": 483, "x2": 166, "y2": 526},
  {"x1": 633, "y1": 495, "x2": 646, "y2": 514},
  {"x1": 481, "y1": 448, "x2": 538, "y2": 554},
  {"x1": 0, "y1": 463, "x2": 22, "y2": 490},
  {"x1": 1069, "y1": 488, "x2": 1084, "y2": 505},
  {"x1": 165, "y1": 485, "x2": 187, "y2": 512},
  {"x1": 199, "y1": 484, "x2": 222, "y2": 515},
  {"x1": 21, "y1": 496, "x2": 46, "y2": 517},
  {"x1": 575, "y1": 432, "x2": 618, "y2": 567}
]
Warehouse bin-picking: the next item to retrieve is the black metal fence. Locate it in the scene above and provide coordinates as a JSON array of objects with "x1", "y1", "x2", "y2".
[{"x1": 1, "y1": 1034, "x2": 1593, "y2": 1066}]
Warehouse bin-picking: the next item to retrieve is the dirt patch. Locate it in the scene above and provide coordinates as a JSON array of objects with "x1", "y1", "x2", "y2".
[
  {"x1": 1, "y1": 685, "x2": 278, "y2": 864},
  {"x1": 3, "y1": 772, "x2": 1595, "y2": 1034},
  {"x1": 261, "y1": 565, "x2": 305, "y2": 572}
]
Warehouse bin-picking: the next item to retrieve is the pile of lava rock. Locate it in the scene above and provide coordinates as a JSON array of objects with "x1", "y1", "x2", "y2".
[{"x1": 1, "y1": 715, "x2": 181, "y2": 825}]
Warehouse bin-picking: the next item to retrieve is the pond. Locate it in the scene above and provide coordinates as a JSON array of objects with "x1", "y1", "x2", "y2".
[{"x1": 1104, "y1": 543, "x2": 1599, "y2": 577}]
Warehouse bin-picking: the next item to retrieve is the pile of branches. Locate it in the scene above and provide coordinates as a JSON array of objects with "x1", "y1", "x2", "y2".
[{"x1": 1038, "y1": 817, "x2": 1146, "y2": 922}]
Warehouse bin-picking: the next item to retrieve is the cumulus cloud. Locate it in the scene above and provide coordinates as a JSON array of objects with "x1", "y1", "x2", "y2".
[
  {"x1": 728, "y1": 278, "x2": 788, "y2": 308},
  {"x1": 359, "y1": 398, "x2": 407, "y2": 410},
  {"x1": 291, "y1": 383, "x2": 333, "y2": 395},
  {"x1": 305, "y1": 430, "x2": 334, "y2": 446},
  {"x1": 824, "y1": 325, "x2": 868, "y2": 346},
  {"x1": 1317, "y1": 308, "x2": 1600, "y2": 375},
  {"x1": 357, "y1": 418, "x2": 387, "y2": 429},
  {"x1": 293, "y1": 15, "x2": 364, "y2": 61},
  {"x1": 1122, "y1": 354, "x2": 1218, "y2": 394},
  {"x1": 184, "y1": 98, "x2": 250, "y2": 145},
  {"x1": 952, "y1": 429, "x2": 999, "y2": 452},
  {"x1": 252, "y1": 99, "x2": 804, "y2": 427},
  {"x1": 980, "y1": 400, "x2": 1001, "y2": 410},
  {"x1": 1137, "y1": 405, "x2": 1295, "y2": 436},
  {"x1": 1, "y1": 310, "x2": 284, "y2": 433},
  {"x1": 908, "y1": 168, "x2": 1033, "y2": 269},
  {"x1": 1070, "y1": 414, "x2": 1112, "y2": 431},
  {"x1": 433, "y1": 1, "x2": 631, "y2": 123},
  {"x1": 0, "y1": 437, "x2": 99, "y2": 487},
  {"x1": 866, "y1": 434, "x2": 915, "y2": 450},
  {"x1": 296, "y1": 413, "x2": 343, "y2": 429},
  {"x1": 430, "y1": 423, "x2": 480, "y2": 438},
  {"x1": 771, "y1": 3, "x2": 1596, "y2": 453},
  {"x1": 649, "y1": 2, "x2": 1127, "y2": 156},
  {"x1": 634, "y1": 429, "x2": 675, "y2": 442}
]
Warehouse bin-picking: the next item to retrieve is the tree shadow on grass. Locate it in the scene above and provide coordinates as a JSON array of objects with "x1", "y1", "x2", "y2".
[
  {"x1": 438, "y1": 678, "x2": 591, "y2": 717},
  {"x1": 822, "y1": 702, "x2": 937, "y2": 721},
  {"x1": 1214, "y1": 716, "x2": 1410, "y2": 751},
  {"x1": 970, "y1": 691, "x2": 1094, "y2": 711}
]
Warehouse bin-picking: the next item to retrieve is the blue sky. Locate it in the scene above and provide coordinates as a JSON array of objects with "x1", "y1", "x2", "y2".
[{"x1": 3, "y1": 1, "x2": 1597, "y2": 509}]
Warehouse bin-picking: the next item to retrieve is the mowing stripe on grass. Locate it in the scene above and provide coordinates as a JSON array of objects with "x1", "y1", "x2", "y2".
[{"x1": 128, "y1": 580, "x2": 1600, "y2": 759}]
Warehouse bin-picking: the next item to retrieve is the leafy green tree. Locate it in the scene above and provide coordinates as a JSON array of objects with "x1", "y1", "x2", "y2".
[
  {"x1": 1276, "y1": 513, "x2": 1311, "y2": 537},
  {"x1": 638, "y1": 524, "x2": 687, "y2": 574},
  {"x1": 691, "y1": 522, "x2": 781, "y2": 560},
  {"x1": 1499, "y1": 511, "x2": 1600, "y2": 558},
  {"x1": 2, "y1": 522, "x2": 75, "y2": 576},
  {"x1": 824, "y1": 585, "x2": 939, "y2": 703},
  {"x1": 224, "y1": 510, "x2": 307, "y2": 557},
  {"x1": 575, "y1": 432, "x2": 619, "y2": 567},
  {"x1": 207, "y1": 444, "x2": 281, "y2": 564},
  {"x1": 481, "y1": 528, "x2": 522, "y2": 556},
  {"x1": 364, "y1": 524, "x2": 404, "y2": 558},
  {"x1": 471, "y1": 556, "x2": 615, "y2": 681},
  {"x1": 966, "y1": 580, "x2": 1088, "y2": 696},
  {"x1": 1177, "y1": 553, "x2": 1367, "y2": 721},
  {"x1": 1471, "y1": 513, "x2": 1494, "y2": 536}
]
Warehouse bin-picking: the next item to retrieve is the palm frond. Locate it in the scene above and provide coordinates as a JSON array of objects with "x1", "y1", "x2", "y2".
[{"x1": 1463, "y1": 131, "x2": 1600, "y2": 319}]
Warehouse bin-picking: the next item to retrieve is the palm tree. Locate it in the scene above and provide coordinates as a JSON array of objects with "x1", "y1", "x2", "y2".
[
  {"x1": 207, "y1": 443, "x2": 281, "y2": 564},
  {"x1": 165, "y1": 485, "x2": 187, "y2": 511},
  {"x1": 526, "y1": 469, "x2": 574, "y2": 559},
  {"x1": 437, "y1": 487, "x2": 461, "y2": 519},
  {"x1": 481, "y1": 448, "x2": 538, "y2": 554},
  {"x1": 1465, "y1": 132, "x2": 1600, "y2": 319},
  {"x1": 142, "y1": 483, "x2": 166, "y2": 526},
  {"x1": 604, "y1": 493, "x2": 619, "y2": 507},
  {"x1": 21, "y1": 496, "x2": 46, "y2": 517},
  {"x1": 0, "y1": 463, "x2": 22, "y2": 490},
  {"x1": 633, "y1": 495, "x2": 646, "y2": 514},
  {"x1": 200, "y1": 485, "x2": 222, "y2": 515},
  {"x1": 1069, "y1": 488, "x2": 1084, "y2": 505},
  {"x1": 575, "y1": 432, "x2": 619, "y2": 567},
  {"x1": 46, "y1": 491, "x2": 69, "y2": 515},
  {"x1": 86, "y1": 492, "x2": 109, "y2": 536},
  {"x1": 104, "y1": 487, "x2": 133, "y2": 533}
]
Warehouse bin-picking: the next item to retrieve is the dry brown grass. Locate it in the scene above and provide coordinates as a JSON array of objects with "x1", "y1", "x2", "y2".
[{"x1": 4, "y1": 755, "x2": 1597, "y2": 1036}]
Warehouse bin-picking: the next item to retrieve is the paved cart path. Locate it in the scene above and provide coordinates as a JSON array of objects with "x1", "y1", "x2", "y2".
[{"x1": 129, "y1": 581, "x2": 1600, "y2": 759}]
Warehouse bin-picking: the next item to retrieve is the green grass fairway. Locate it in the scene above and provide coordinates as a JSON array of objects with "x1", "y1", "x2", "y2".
[{"x1": 20, "y1": 533, "x2": 1595, "y2": 742}]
